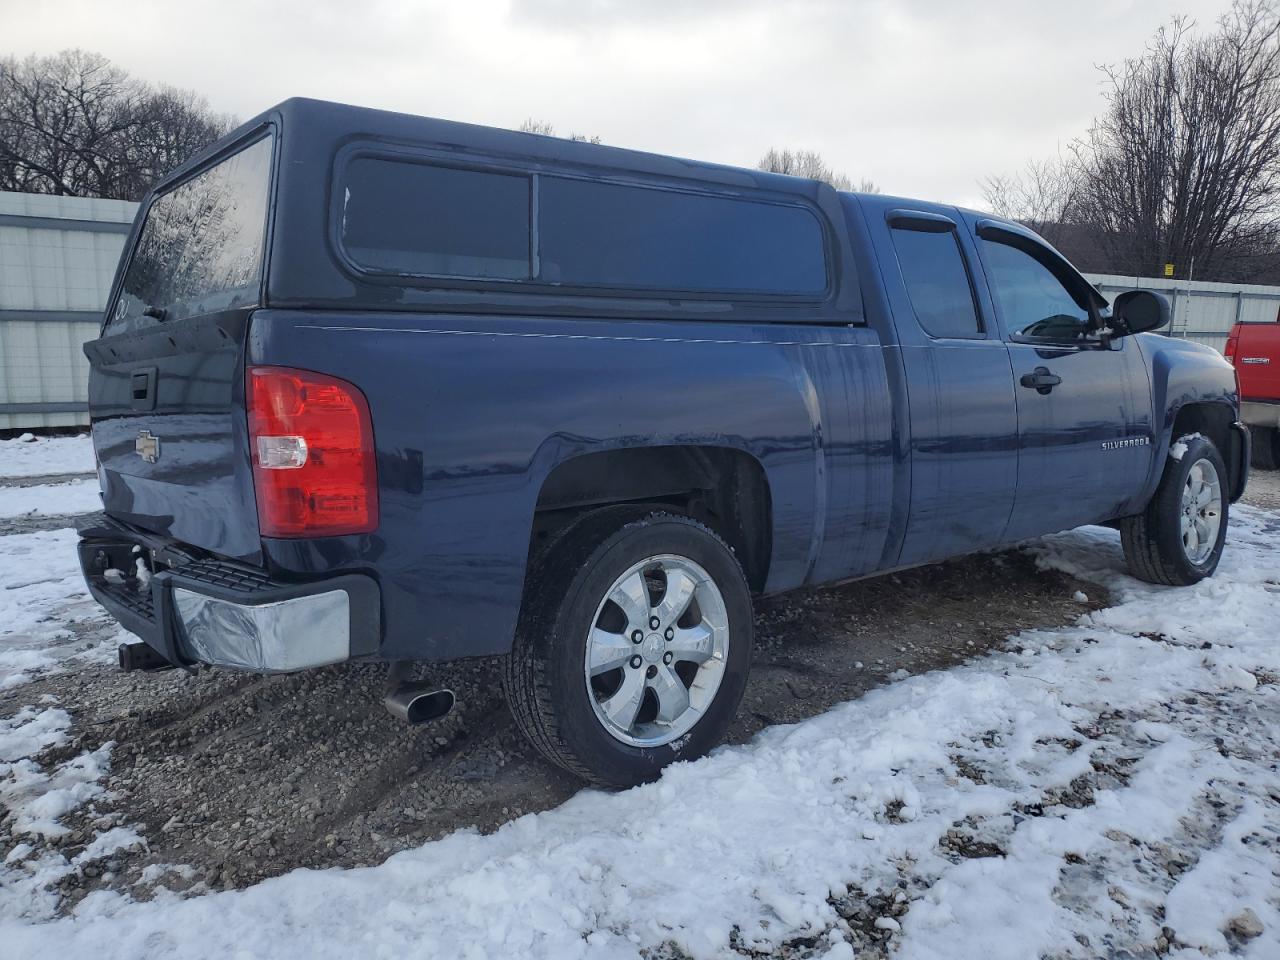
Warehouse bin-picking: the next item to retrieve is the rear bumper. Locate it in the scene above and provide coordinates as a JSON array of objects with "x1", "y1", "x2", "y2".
[{"x1": 77, "y1": 514, "x2": 380, "y2": 672}]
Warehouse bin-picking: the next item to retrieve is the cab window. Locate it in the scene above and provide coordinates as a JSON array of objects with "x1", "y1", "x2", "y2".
[
  {"x1": 889, "y1": 224, "x2": 982, "y2": 339},
  {"x1": 981, "y1": 239, "x2": 1093, "y2": 343}
]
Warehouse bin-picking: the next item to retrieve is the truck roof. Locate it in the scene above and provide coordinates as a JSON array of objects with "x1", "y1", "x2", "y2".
[
  {"x1": 156, "y1": 96, "x2": 866, "y2": 203},
  {"x1": 136, "y1": 96, "x2": 870, "y2": 326}
]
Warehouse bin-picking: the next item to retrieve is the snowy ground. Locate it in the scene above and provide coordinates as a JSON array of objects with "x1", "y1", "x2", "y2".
[
  {"x1": 2, "y1": 435, "x2": 1278, "y2": 959},
  {"x1": 0, "y1": 480, "x2": 102, "y2": 522},
  {"x1": 0, "y1": 434, "x2": 96, "y2": 479}
]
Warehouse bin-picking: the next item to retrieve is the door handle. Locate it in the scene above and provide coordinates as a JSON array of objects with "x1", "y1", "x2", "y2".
[
  {"x1": 1020, "y1": 366, "x2": 1062, "y2": 395},
  {"x1": 130, "y1": 367, "x2": 158, "y2": 411}
]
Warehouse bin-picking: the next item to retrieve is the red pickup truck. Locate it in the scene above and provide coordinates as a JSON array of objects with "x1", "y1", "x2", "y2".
[{"x1": 1227, "y1": 321, "x2": 1280, "y2": 469}]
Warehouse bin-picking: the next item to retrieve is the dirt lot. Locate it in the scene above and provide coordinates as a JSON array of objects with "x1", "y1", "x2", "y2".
[{"x1": 4, "y1": 468, "x2": 1276, "y2": 909}]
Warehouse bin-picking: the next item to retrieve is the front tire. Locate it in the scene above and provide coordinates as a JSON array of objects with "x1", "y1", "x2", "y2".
[
  {"x1": 1121, "y1": 434, "x2": 1229, "y2": 586},
  {"x1": 503, "y1": 510, "x2": 753, "y2": 787}
]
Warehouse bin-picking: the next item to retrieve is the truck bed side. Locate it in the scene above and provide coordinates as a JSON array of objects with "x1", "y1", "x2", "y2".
[{"x1": 247, "y1": 310, "x2": 895, "y2": 661}]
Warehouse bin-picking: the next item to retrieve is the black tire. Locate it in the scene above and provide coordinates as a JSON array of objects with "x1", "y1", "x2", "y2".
[
  {"x1": 1250, "y1": 425, "x2": 1279, "y2": 471},
  {"x1": 1120, "y1": 434, "x2": 1229, "y2": 586},
  {"x1": 502, "y1": 509, "x2": 753, "y2": 787}
]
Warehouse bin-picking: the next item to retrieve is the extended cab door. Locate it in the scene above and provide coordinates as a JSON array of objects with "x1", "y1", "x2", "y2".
[
  {"x1": 867, "y1": 202, "x2": 1020, "y2": 566},
  {"x1": 969, "y1": 220, "x2": 1155, "y2": 540}
]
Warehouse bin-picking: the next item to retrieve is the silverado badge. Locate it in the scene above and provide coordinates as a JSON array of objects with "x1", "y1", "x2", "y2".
[
  {"x1": 1101, "y1": 437, "x2": 1150, "y2": 451},
  {"x1": 135, "y1": 430, "x2": 161, "y2": 463}
]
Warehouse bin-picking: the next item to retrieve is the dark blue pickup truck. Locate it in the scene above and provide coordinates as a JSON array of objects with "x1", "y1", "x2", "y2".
[{"x1": 78, "y1": 98, "x2": 1249, "y2": 785}]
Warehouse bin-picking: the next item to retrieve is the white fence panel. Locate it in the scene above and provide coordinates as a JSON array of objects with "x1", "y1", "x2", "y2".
[
  {"x1": 1086, "y1": 273, "x2": 1280, "y2": 352},
  {"x1": 0, "y1": 191, "x2": 136, "y2": 430}
]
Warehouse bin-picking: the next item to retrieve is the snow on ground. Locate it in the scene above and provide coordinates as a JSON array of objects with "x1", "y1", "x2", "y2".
[
  {"x1": 0, "y1": 505, "x2": 135, "y2": 922},
  {"x1": 0, "y1": 435, "x2": 95, "y2": 479},
  {"x1": 0, "y1": 528, "x2": 121, "y2": 690},
  {"x1": 0, "y1": 480, "x2": 102, "y2": 521},
  {"x1": 0, "y1": 721, "x2": 140, "y2": 923},
  {"x1": 0, "y1": 494, "x2": 1277, "y2": 956},
  {"x1": 0, "y1": 519, "x2": 125, "y2": 924}
]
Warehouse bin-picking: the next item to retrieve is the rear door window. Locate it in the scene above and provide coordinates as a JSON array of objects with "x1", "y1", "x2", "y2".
[
  {"x1": 109, "y1": 134, "x2": 273, "y2": 334},
  {"x1": 889, "y1": 224, "x2": 981, "y2": 339}
]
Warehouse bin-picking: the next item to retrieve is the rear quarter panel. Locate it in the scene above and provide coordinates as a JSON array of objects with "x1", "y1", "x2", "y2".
[{"x1": 247, "y1": 311, "x2": 894, "y2": 661}]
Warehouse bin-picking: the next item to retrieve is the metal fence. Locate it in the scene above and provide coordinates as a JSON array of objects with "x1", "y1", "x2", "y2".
[
  {"x1": 3, "y1": 187, "x2": 1280, "y2": 431},
  {"x1": 0, "y1": 190, "x2": 136, "y2": 431},
  {"x1": 1085, "y1": 273, "x2": 1280, "y2": 350}
]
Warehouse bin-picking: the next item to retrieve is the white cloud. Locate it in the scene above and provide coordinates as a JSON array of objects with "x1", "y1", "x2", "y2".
[{"x1": 0, "y1": 0, "x2": 1238, "y2": 204}]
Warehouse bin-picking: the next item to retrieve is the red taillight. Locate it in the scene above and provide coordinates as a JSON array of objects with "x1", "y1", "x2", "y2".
[
  {"x1": 1224, "y1": 329, "x2": 1242, "y2": 397},
  {"x1": 247, "y1": 366, "x2": 378, "y2": 538}
]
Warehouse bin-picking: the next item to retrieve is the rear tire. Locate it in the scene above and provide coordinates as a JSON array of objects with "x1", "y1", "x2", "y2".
[
  {"x1": 1120, "y1": 434, "x2": 1228, "y2": 586},
  {"x1": 503, "y1": 509, "x2": 753, "y2": 787},
  {"x1": 1250, "y1": 425, "x2": 1279, "y2": 471}
]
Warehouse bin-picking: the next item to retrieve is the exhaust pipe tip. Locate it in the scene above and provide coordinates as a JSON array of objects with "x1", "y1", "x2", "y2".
[{"x1": 384, "y1": 685, "x2": 455, "y2": 725}]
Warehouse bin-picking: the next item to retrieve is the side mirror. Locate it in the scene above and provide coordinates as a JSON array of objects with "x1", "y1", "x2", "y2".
[{"x1": 1111, "y1": 290, "x2": 1170, "y2": 336}]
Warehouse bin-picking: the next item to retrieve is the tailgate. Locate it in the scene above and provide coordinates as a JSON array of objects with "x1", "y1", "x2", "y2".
[
  {"x1": 87, "y1": 130, "x2": 274, "y2": 563},
  {"x1": 86, "y1": 314, "x2": 260, "y2": 561}
]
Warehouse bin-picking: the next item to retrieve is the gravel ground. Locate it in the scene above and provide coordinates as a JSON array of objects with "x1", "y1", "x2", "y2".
[
  {"x1": 3, "y1": 463, "x2": 1275, "y2": 916},
  {"x1": 1243, "y1": 462, "x2": 1280, "y2": 510}
]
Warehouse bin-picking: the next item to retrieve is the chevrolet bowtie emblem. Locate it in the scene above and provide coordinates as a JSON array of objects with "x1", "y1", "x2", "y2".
[{"x1": 135, "y1": 430, "x2": 161, "y2": 463}]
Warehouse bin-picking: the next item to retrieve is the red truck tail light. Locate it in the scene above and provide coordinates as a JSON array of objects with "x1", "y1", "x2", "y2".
[{"x1": 247, "y1": 366, "x2": 378, "y2": 537}]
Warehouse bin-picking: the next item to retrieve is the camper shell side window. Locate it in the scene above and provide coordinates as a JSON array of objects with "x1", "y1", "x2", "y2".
[{"x1": 332, "y1": 147, "x2": 832, "y2": 302}]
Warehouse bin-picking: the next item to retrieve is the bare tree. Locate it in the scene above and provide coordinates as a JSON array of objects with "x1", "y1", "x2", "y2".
[
  {"x1": 759, "y1": 147, "x2": 861, "y2": 191},
  {"x1": 980, "y1": 156, "x2": 1079, "y2": 245},
  {"x1": 518, "y1": 118, "x2": 557, "y2": 137},
  {"x1": 1070, "y1": 1, "x2": 1280, "y2": 279},
  {"x1": 0, "y1": 50, "x2": 232, "y2": 200},
  {"x1": 518, "y1": 118, "x2": 601, "y2": 144},
  {"x1": 123, "y1": 86, "x2": 233, "y2": 199}
]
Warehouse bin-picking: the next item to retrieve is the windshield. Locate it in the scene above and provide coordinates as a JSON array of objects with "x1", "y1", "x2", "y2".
[{"x1": 107, "y1": 134, "x2": 273, "y2": 334}]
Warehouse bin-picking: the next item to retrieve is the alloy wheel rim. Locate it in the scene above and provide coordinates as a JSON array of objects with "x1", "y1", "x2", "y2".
[
  {"x1": 1179, "y1": 457, "x2": 1222, "y2": 565},
  {"x1": 584, "y1": 554, "x2": 729, "y2": 748}
]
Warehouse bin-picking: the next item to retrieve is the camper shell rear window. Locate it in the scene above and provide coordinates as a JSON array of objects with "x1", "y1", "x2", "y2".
[
  {"x1": 107, "y1": 133, "x2": 273, "y2": 334},
  {"x1": 337, "y1": 154, "x2": 829, "y2": 299}
]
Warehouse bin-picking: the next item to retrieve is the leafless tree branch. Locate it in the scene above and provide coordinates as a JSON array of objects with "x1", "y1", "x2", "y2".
[
  {"x1": 758, "y1": 147, "x2": 877, "y2": 193},
  {"x1": 1068, "y1": 0, "x2": 1280, "y2": 279},
  {"x1": 0, "y1": 50, "x2": 234, "y2": 200}
]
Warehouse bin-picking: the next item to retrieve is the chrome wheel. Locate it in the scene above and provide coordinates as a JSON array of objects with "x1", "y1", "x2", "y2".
[
  {"x1": 584, "y1": 554, "x2": 729, "y2": 747},
  {"x1": 1180, "y1": 457, "x2": 1222, "y2": 564}
]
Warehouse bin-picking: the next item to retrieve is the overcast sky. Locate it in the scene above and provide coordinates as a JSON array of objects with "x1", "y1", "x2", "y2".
[{"x1": 1, "y1": 0, "x2": 1239, "y2": 206}]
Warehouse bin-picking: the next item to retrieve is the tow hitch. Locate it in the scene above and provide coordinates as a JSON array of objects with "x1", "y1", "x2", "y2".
[{"x1": 118, "y1": 641, "x2": 176, "y2": 672}]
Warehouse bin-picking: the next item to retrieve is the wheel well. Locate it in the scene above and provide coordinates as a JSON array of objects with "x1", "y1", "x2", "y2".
[
  {"x1": 1171, "y1": 402, "x2": 1232, "y2": 453},
  {"x1": 1171, "y1": 401, "x2": 1242, "y2": 490},
  {"x1": 530, "y1": 446, "x2": 772, "y2": 592}
]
